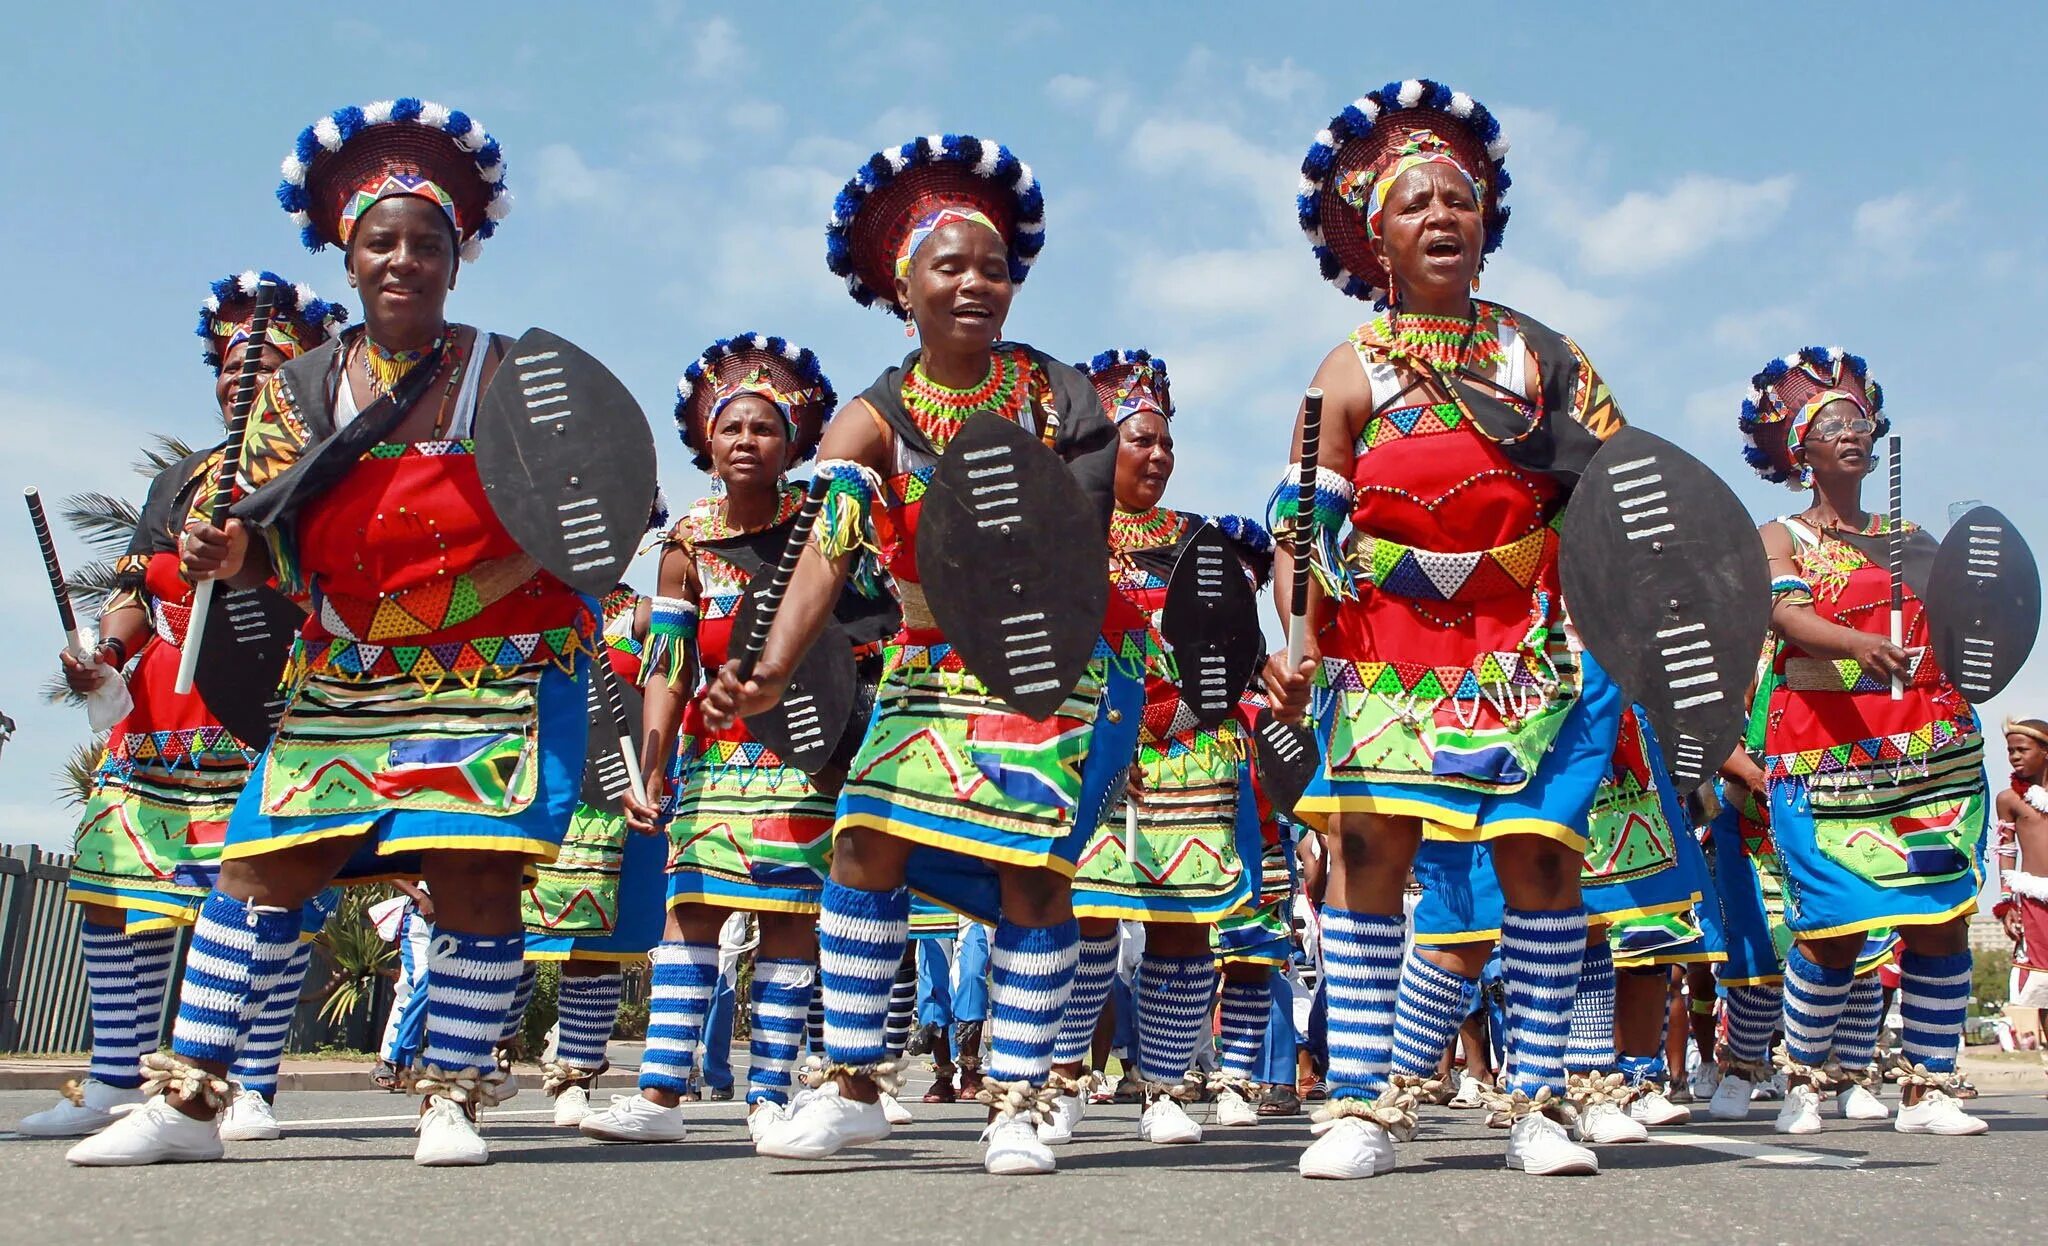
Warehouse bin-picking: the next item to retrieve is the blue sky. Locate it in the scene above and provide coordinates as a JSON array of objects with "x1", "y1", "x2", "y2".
[{"x1": 2, "y1": 2, "x2": 2044, "y2": 848}]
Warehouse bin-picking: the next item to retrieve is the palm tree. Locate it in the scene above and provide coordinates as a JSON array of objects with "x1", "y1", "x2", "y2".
[
  {"x1": 311, "y1": 888, "x2": 398, "y2": 1038},
  {"x1": 57, "y1": 737, "x2": 106, "y2": 808}
]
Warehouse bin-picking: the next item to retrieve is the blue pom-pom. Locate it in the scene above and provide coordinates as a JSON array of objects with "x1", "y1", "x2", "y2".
[
  {"x1": 443, "y1": 109, "x2": 472, "y2": 138},
  {"x1": 1301, "y1": 142, "x2": 1335, "y2": 181},
  {"x1": 294, "y1": 125, "x2": 321, "y2": 165},
  {"x1": 476, "y1": 138, "x2": 502, "y2": 169},
  {"x1": 392, "y1": 97, "x2": 424, "y2": 122},
  {"x1": 334, "y1": 106, "x2": 367, "y2": 142},
  {"x1": 1338, "y1": 104, "x2": 1371, "y2": 136}
]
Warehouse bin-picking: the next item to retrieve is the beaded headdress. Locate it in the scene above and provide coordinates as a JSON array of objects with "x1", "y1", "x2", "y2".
[
  {"x1": 1076, "y1": 349, "x2": 1173, "y2": 425},
  {"x1": 278, "y1": 98, "x2": 511, "y2": 261},
  {"x1": 1299, "y1": 78, "x2": 1510, "y2": 307},
  {"x1": 195, "y1": 271, "x2": 349, "y2": 374},
  {"x1": 675, "y1": 333, "x2": 837, "y2": 469},
  {"x1": 827, "y1": 133, "x2": 1046, "y2": 319},
  {"x1": 1739, "y1": 347, "x2": 1887, "y2": 488}
]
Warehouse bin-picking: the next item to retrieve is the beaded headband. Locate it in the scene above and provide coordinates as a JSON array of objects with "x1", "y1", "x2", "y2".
[
  {"x1": 279, "y1": 98, "x2": 510, "y2": 261},
  {"x1": 1076, "y1": 348, "x2": 1173, "y2": 425},
  {"x1": 1738, "y1": 347, "x2": 1888, "y2": 488},
  {"x1": 675, "y1": 333, "x2": 837, "y2": 468},
  {"x1": 195, "y1": 270, "x2": 349, "y2": 374}
]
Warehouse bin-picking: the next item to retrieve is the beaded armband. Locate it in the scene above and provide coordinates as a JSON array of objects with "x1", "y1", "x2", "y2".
[
  {"x1": 641, "y1": 596, "x2": 699, "y2": 690},
  {"x1": 1265, "y1": 466, "x2": 1356, "y2": 600},
  {"x1": 1770, "y1": 573, "x2": 1813, "y2": 607},
  {"x1": 811, "y1": 458, "x2": 889, "y2": 598}
]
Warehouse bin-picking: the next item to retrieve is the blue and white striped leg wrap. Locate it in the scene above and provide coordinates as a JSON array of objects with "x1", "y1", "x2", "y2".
[
  {"x1": 1135, "y1": 953, "x2": 1214, "y2": 1084},
  {"x1": 1898, "y1": 950, "x2": 1971, "y2": 1074},
  {"x1": 748, "y1": 958, "x2": 815, "y2": 1105},
  {"x1": 986, "y1": 918, "x2": 1079, "y2": 1084},
  {"x1": 640, "y1": 942, "x2": 718, "y2": 1094},
  {"x1": 884, "y1": 946, "x2": 919, "y2": 1058},
  {"x1": 1217, "y1": 973, "x2": 1272, "y2": 1081},
  {"x1": 1051, "y1": 932, "x2": 1120, "y2": 1066},
  {"x1": 231, "y1": 940, "x2": 313, "y2": 1098},
  {"x1": 1780, "y1": 945, "x2": 1854, "y2": 1067},
  {"x1": 1319, "y1": 906, "x2": 1403, "y2": 1100},
  {"x1": 82, "y1": 924, "x2": 172, "y2": 1090},
  {"x1": 1617, "y1": 1052, "x2": 1666, "y2": 1088},
  {"x1": 1565, "y1": 938, "x2": 1617, "y2": 1074},
  {"x1": 171, "y1": 891, "x2": 301, "y2": 1069},
  {"x1": 1390, "y1": 948, "x2": 1477, "y2": 1077},
  {"x1": 1500, "y1": 906, "x2": 1585, "y2": 1097},
  {"x1": 1831, "y1": 973, "x2": 1887, "y2": 1070},
  {"x1": 805, "y1": 978, "x2": 825, "y2": 1055},
  {"x1": 417, "y1": 929, "x2": 526, "y2": 1078},
  {"x1": 819, "y1": 880, "x2": 910, "y2": 1067},
  {"x1": 497, "y1": 959, "x2": 539, "y2": 1045},
  {"x1": 553, "y1": 971, "x2": 623, "y2": 1070},
  {"x1": 1721, "y1": 982, "x2": 1782, "y2": 1066}
]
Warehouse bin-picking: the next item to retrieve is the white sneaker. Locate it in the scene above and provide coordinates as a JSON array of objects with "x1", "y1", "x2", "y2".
[
  {"x1": 981, "y1": 1115, "x2": 1056, "y2": 1175},
  {"x1": 1773, "y1": 1084, "x2": 1823, "y2": 1135},
  {"x1": 16, "y1": 1078, "x2": 144, "y2": 1138},
  {"x1": 879, "y1": 1092, "x2": 914, "y2": 1126},
  {"x1": 1213, "y1": 1087, "x2": 1258, "y2": 1128},
  {"x1": 1687, "y1": 1061, "x2": 1721, "y2": 1104},
  {"x1": 1836, "y1": 1084, "x2": 1890, "y2": 1121},
  {"x1": 1893, "y1": 1090, "x2": 1988, "y2": 1136},
  {"x1": 1505, "y1": 1112, "x2": 1598, "y2": 1175},
  {"x1": 1708, "y1": 1073, "x2": 1756, "y2": 1120},
  {"x1": 1298, "y1": 1117, "x2": 1396, "y2": 1179},
  {"x1": 1037, "y1": 1092, "x2": 1084, "y2": 1145},
  {"x1": 1448, "y1": 1073, "x2": 1487, "y2": 1109},
  {"x1": 1573, "y1": 1101, "x2": 1648, "y2": 1144},
  {"x1": 579, "y1": 1093, "x2": 690, "y2": 1143},
  {"x1": 218, "y1": 1090, "x2": 283, "y2": 1142},
  {"x1": 65, "y1": 1097, "x2": 224, "y2": 1166},
  {"x1": 551, "y1": 1083, "x2": 591, "y2": 1128},
  {"x1": 414, "y1": 1097, "x2": 489, "y2": 1166},
  {"x1": 1138, "y1": 1096, "x2": 1203, "y2": 1144},
  {"x1": 748, "y1": 1099, "x2": 794, "y2": 1145},
  {"x1": 1753, "y1": 1071, "x2": 1786, "y2": 1101},
  {"x1": 753, "y1": 1084, "x2": 891, "y2": 1160},
  {"x1": 1630, "y1": 1090, "x2": 1692, "y2": 1127}
]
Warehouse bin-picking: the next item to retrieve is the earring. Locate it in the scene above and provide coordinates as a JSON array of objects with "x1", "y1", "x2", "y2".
[
  {"x1": 1470, "y1": 271, "x2": 1482, "y2": 294},
  {"x1": 708, "y1": 474, "x2": 727, "y2": 498},
  {"x1": 904, "y1": 318, "x2": 916, "y2": 339},
  {"x1": 1797, "y1": 463, "x2": 1814, "y2": 490}
]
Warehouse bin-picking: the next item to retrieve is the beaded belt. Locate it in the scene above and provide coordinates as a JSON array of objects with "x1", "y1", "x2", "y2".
[
  {"x1": 1781, "y1": 648, "x2": 1939, "y2": 694},
  {"x1": 1340, "y1": 521, "x2": 1555, "y2": 603},
  {"x1": 152, "y1": 598, "x2": 192, "y2": 647}
]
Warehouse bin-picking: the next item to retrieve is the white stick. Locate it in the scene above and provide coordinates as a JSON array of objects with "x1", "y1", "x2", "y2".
[{"x1": 172, "y1": 579, "x2": 213, "y2": 695}]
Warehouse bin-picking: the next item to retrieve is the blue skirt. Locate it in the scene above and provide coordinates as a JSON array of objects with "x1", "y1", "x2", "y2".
[{"x1": 528, "y1": 828, "x2": 668, "y2": 961}]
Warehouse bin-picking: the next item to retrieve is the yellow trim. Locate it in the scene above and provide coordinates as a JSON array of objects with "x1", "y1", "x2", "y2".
[
  {"x1": 1588, "y1": 896, "x2": 1695, "y2": 925},
  {"x1": 832, "y1": 812, "x2": 1078, "y2": 877},
  {"x1": 125, "y1": 912, "x2": 192, "y2": 935},
  {"x1": 1070, "y1": 901, "x2": 1225, "y2": 925},
  {"x1": 63, "y1": 888, "x2": 195, "y2": 923},
  {"x1": 1788, "y1": 893, "x2": 1978, "y2": 941},
  {"x1": 666, "y1": 891, "x2": 820, "y2": 916},
  {"x1": 522, "y1": 948, "x2": 652, "y2": 965},
  {"x1": 1615, "y1": 951, "x2": 1727, "y2": 968},
  {"x1": 1427, "y1": 817, "x2": 1590, "y2": 854},
  {"x1": 223, "y1": 825, "x2": 559, "y2": 863},
  {"x1": 1716, "y1": 971, "x2": 1785, "y2": 988},
  {"x1": 1299, "y1": 793, "x2": 1473, "y2": 829},
  {"x1": 1413, "y1": 928, "x2": 1501, "y2": 947},
  {"x1": 1218, "y1": 953, "x2": 1291, "y2": 968}
]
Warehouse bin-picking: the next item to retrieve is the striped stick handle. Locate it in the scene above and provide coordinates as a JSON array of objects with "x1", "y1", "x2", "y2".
[
  {"x1": 1887, "y1": 434, "x2": 1904, "y2": 700},
  {"x1": 175, "y1": 281, "x2": 278, "y2": 696},
  {"x1": 735, "y1": 474, "x2": 830, "y2": 683},
  {"x1": 1285, "y1": 388, "x2": 1324, "y2": 669},
  {"x1": 594, "y1": 654, "x2": 647, "y2": 806},
  {"x1": 25, "y1": 487, "x2": 85, "y2": 655}
]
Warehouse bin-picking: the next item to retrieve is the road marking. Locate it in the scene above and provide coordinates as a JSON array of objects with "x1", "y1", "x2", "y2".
[
  {"x1": 1649, "y1": 1129, "x2": 1863, "y2": 1169},
  {"x1": 283, "y1": 1102, "x2": 735, "y2": 1129}
]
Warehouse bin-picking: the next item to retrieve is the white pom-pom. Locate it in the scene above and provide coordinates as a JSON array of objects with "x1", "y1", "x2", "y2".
[
  {"x1": 1487, "y1": 137, "x2": 1510, "y2": 161},
  {"x1": 1397, "y1": 80, "x2": 1424, "y2": 107},
  {"x1": 460, "y1": 237, "x2": 483, "y2": 263},
  {"x1": 314, "y1": 116, "x2": 343, "y2": 150},
  {"x1": 974, "y1": 142, "x2": 1000, "y2": 178},
  {"x1": 1355, "y1": 97, "x2": 1379, "y2": 122},
  {"x1": 294, "y1": 281, "x2": 315, "y2": 303},
  {"x1": 676, "y1": 376, "x2": 692, "y2": 401},
  {"x1": 480, "y1": 159, "x2": 506, "y2": 184},
  {"x1": 203, "y1": 295, "x2": 222, "y2": 313},
  {"x1": 1014, "y1": 160, "x2": 1035, "y2": 194},
  {"x1": 281, "y1": 153, "x2": 306, "y2": 184},
  {"x1": 289, "y1": 210, "x2": 311, "y2": 228},
  {"x1": 419, "y1": 101, "x2": 451, "y2": 129},
  {"x1": 923, "y1": 133, "x2": 945, "y2": 157},
  {"x1": 364, "y1": 100, "x2": 394, "y2": 125},
  {"x1": 485, "y1": 192, "x2": 512, "y2": 221},
  {"x1": 237, "y1": 270, "x2": 261, "y2": 294},
  {"x1": 750, "y1": 334, "x2": 768, "y2": 350},
  {"x1": 1449, "y1": 91, "x2": 1474, "y2": 117},
  {"x1": 884, "y1": 146, "x2": 908, "y2": 173},
  {"x1": 782, "y1": 342, "x2": 801, "y2": 360}
]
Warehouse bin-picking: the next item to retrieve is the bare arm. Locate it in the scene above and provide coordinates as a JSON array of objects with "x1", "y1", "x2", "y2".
[
  {"x1": 1760, "y1": 521, "x2": 1908, "y2": 678},
  {"x1": 701, "y1": 400, "x2": 889, "y2": 730},
  {"x1": 624, "y1": 546, "x2": 698, "y2": 833}
]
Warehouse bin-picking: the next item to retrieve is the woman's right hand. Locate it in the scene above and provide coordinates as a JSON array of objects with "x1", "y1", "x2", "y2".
[
  {"x1": 1845, "y1": 631, "x2": 1910, "y2": 680},
  {"x1": 700, "y1": 659, "x2": 789, "y2": 732},
  {"x1": 181, "y1": 518, "x2": 249, "y2": 583},
  {"x1": 1262, "y1": 646, "x2": 1320, "y2": 725},
  {"x1": 624, "y1": 771, "x2": 668, "y2": 835},
  {"x1": 59, "y1": 648, "x2": 107, "y2": 694}
]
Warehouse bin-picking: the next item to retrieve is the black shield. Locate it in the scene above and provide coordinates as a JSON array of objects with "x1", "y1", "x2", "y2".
[
  {"x1": 1925, "y1": 505, "x2": 2041, "y2": 703},
  {"x1": 1161, "y1": 523, "x2": 1263, "y2": 731},
  {"x1": 730, "y1": 584, "x2": 858, "y2": 773},
  {"x1": 1560, "y1": 427, "x2": 1769, "y2": 782},
  {"x1": 192, "y1": 585, "x2": 300, "y2": 750},
  {"x1": 1252, "y1": 707, "x2": 1318, "y2": 818},
  {"x1": 915, "y1": 414, "x2": 1109, "y2": 720},
  {"x1": 581, "y1": 660, "x2": 646, "y2": 813},
  {"x1": 475, "y1": 329, "x2": 658, "y2": 597}
]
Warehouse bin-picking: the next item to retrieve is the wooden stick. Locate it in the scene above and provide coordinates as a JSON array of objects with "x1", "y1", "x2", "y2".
[
  {"x1": 175, "y1": 281, "x2": 278, "y2": 695},
  {"x1": 1285, "y1": 388, "x2": 1324, "y2": 670},
  {"x1": 1887, "y1": 434, "x2": 1904, "y2": 700},
  {"x1": 735, "y1": 475, "x2": 829, "y2": 683},
  {"x1": 25, "y1": 488, "x2": 87, "y2": 658}
]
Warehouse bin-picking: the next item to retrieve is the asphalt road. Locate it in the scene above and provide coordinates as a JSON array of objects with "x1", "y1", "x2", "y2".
[{"x1": 3, "y1": 1088, "x2": 2044, "y2": 1245}]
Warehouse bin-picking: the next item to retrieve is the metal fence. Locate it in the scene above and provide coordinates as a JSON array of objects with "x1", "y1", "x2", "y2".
[{"x1": 0, "y1": 845, "x2": 91, "y2": 1052}]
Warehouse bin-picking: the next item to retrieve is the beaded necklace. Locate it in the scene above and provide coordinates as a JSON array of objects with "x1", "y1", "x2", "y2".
[
  {"x1": 1109, "y1": 504, "x2": 1183, "y2": 555},
  {"x1": 362, "y1": 326, "x2": 447, "y2": 399},
  {"x1": 1377, "y1": 310, "x2": 1505, "y2": 374},
  {"x1": 691, "y1": 480, "x2": 806, "y2": 542},
  {"x1": 901, "y1": 347, "x2": 1033, "y2": 446}
]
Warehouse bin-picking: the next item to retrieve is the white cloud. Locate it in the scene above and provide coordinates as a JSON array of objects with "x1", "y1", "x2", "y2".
[
  {"x1": 725, "y1": 101, "x2": 785, "y2": 136},
  {"x1": 1244, "y1": 57, "x2": 1319, "y2": 102},
  {"x1": 870, "y1": 105, "x2": 939, "y2": 145},
  {"x1": 687, "y1": 16, "x2": 743, "y2": 79},
  {"x1": 1850, "y1": 191, "x2": 1960, "y2": 269},
  {"x1": 1480, "y1": 253, "x2": 1627, "y2": 343},
  {"x1": 1681, "y1": 382, "x2": 1746, "y2": 434},
  {"x1": 1044, "y1": 74, "x2": 1130, "y2": 138},
  {"x1": 1709, "y1": 306, "x2": 1806, "y2": 354},
  {"x1": 529, "y1": 144, "x2": 627, "y2": 209},
  {"x1": 1575, "y1": 174, "x2": 1795, "y2": 277}
]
